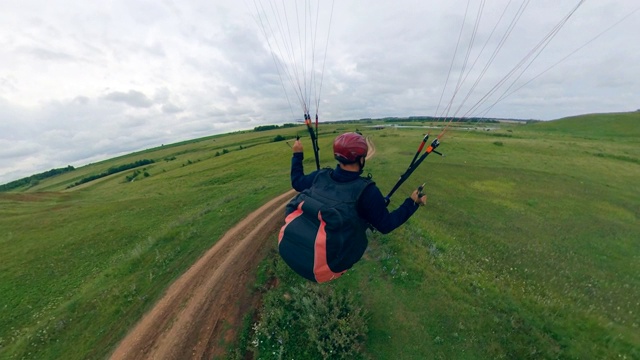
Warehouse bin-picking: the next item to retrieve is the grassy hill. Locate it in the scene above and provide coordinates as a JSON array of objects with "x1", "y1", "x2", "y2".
[
  {"x1": 527, "y1": 111, "x2": 640, "y2": 140},
  {"x1": 1, "y1": 113, "x2": 638, "y2": 359}
]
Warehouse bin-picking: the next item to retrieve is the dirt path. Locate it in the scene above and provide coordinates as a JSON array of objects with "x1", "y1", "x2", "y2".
[
  {"x1": 109, "y1": 189, "x2": 296, "y2": 360},
  {"x1": 110, "y1": 138, "x2": 375, "y2": 360}
]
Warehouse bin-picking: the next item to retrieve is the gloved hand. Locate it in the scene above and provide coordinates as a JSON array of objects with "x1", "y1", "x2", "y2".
[{"x1": 411, "y1": 184, "x2": 427, "y2": 206}]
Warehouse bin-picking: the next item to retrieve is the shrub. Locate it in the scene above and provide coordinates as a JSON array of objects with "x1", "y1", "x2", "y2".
[
  {"x1": 125, "y1": 170, "x2": 141, "y2": 182},
  {"x1": 252, "y1": 282, "x2": 368, "y2": 359},
  {"x1": 273, "y1": 135, "x2": 286, "y2": 142}
]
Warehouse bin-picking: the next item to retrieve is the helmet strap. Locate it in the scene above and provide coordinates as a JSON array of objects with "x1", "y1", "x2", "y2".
[{"x1": 358, "y1": 157, "x2": 366, "y2": 171}]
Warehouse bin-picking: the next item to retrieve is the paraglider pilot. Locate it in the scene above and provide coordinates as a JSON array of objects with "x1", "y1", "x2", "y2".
[{"x1": 278, "y1": 132, "x2": 426, "y2": 283}]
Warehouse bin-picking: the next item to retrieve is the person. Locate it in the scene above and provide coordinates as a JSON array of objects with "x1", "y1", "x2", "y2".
[{"x1": 278, "y1": 132, "x2": 426, "y2": 283}]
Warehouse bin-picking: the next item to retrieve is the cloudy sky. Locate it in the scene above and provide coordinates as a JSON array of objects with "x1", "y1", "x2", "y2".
[{"x1": 1, "y1": 0, "x2": 638, "y2": 185}]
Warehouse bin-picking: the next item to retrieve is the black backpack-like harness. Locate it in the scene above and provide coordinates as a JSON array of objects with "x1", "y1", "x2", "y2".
[{"x1": 278, "y1": 169, "x2": 373, "y2": 283}]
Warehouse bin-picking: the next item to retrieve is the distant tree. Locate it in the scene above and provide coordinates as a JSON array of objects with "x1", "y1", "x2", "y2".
[{"x1": 273, "y1": 135, "x2": 286, "y2": 142}]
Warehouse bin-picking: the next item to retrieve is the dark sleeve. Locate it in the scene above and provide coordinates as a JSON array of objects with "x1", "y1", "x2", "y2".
[
  {"x1": 358, "y1": 184, "x2": 419, "y2": 234},
  {"x1": 291, "y1": 152, "x2": 319, "y2": 192}
]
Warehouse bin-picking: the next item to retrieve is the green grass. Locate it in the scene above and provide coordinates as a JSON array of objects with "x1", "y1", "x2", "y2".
[
  {"x1": 1, "y1": 112, "x2": 639, "y2": 359},
  {"x1": 250, "y1": 113, "x2": 639, "y2": 359},
  {"x1": 0, "y1": 128, "x2": 300, "y2": 359},
  {"x1": 344, "y1": 113, "x2": 640, "y2": 359}
]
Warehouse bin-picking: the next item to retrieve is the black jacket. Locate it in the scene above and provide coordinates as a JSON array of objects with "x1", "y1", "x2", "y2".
[{"x1": 290, "y1": 152, "x2": 419, "y2": 234}]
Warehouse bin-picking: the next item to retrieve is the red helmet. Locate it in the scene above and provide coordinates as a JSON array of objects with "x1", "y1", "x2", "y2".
[{"x1": 333, "y1": 132, "x2": 368, "y2": 164}]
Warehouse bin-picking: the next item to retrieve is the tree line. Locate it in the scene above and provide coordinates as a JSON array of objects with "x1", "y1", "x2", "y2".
[
  {"x1": 253, "y1": 123, "x2": 298, "y2": 132},
  {"x1": 0, "y1": 165, "x2": 75, "y2": 192},
  {"x1": 383, "y1": 116, "x2": 499, "y2": 123},
  {"x1": 66, "y1": 159, "x2": 155, "y2": 189}
]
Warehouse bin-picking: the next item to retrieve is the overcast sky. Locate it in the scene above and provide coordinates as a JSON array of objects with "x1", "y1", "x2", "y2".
[{"x1": 1, "y1": 0, "x2": 639, "y2": 185}]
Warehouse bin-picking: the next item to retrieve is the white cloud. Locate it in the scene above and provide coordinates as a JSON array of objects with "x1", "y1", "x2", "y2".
[
  {"x1": 1, "y1": 0, "x2": 639, "y2": 184},
  {"x1": 103, "y1": 90, "x2": 154, "y2": 108}
]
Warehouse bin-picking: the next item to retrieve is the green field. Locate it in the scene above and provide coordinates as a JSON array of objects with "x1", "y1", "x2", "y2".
[{"x1": 1, "y1": 113, "x2": 639, "y2": 359}]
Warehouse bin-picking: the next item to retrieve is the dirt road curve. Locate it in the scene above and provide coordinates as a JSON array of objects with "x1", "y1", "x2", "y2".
[
  {"x1": 110, "y1": 189, "x2": 296, "y2": 360},
  {"x1": 110, "y1": 138, "x2": 375, "y2": 359}
]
